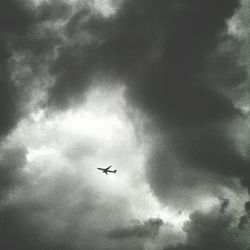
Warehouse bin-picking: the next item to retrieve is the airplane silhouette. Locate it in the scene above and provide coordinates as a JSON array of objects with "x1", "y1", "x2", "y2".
[{"x1": 97, "y1": 165, "x2": 117, "y2": 175}]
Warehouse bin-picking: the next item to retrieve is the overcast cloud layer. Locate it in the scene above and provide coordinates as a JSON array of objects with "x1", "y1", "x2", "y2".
[{"x1": 0, "y1": 0, "x2": 250, "y2": 249}]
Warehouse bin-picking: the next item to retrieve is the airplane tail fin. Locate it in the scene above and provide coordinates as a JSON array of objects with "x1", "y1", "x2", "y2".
[{"x1": 114, "y1": 170, "x2": 117, "y2": 173}]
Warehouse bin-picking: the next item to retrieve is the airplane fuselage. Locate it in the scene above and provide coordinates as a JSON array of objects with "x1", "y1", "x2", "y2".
[{"x1": 97, "y1": 167, "x2": 117, "y2": 175}]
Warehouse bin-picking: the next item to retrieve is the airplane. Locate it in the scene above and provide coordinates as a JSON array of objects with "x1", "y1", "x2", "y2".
[{"x1": 97, "y1": 165, "x2": 117, "y2": 175}]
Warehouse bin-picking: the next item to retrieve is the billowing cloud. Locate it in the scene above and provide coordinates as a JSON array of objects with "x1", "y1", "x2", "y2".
[
  {"x1": 0, "y1": 0, "x2": 249, "y2": 249},
  {"x1": 44, "y1": 0, "x2": 250, "y2": 208},
  {"x1": 164, "y1": 206, "x2": 250, "y2": 250},
  {"x1": 0, "y1": 0, "x2": 71, "y2": 138},
  {"x1": 0, "y1": 0, "x2": 34, "y2": 137},
  {"x1": 0, "y1": 86, "x2": 173, "y2": 250}
]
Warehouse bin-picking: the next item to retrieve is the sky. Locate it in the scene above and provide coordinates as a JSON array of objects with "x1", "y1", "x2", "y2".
[{"x1": 0, "y1": 0, "x2": 250, "y2": 249}]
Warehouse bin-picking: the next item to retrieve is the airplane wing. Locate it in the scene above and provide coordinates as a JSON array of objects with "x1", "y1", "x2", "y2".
[{"x1": 106, "y1": 165, "x2": 112, "y2": 170}]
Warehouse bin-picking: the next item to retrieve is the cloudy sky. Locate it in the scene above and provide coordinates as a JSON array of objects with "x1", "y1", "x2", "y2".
[{"x1": 0, "y1": 0, "x2": 250, "y2": 249}]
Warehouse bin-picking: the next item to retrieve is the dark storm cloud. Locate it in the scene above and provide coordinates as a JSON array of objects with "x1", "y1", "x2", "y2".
[
  {"x1": 0, "y1": 0, "x2": 35, "y2": 137},
  {"x1": 245, "y1": 201, "x2": 250, "y2": 215},
  {"x1": 238, "y1": 215, "x2": 248, "y2": 230},
  {"x1": 238, "y1": 200, "x2": 250, "y2": 230},
  {"x1": 220, "y1": 198, "x2": 230, "y2": 213},
  {"x1": 50, "y1": 0, "x2": 243, "y2": 123},
  {"x1": 0, "y1": 0, "x2": 249, "y2": 250},
  {"x1": 0, "y1": 0, "x2": 35, "y2": 34},
  {"x1": 0, "y1": 0, "x2": 70, "y2": 138},
  {"x1": 0, "y1": 144, "x2": 27, "y2": 195},
  {"x1": 164, "y1": 206, "x2": 248, "y2": 250},
  {"x1": 0, "y1": 2, "x2": 91, "y2": 249},
  {"x1": 107, "y1": 218, "x2": 163, "y2": 240},
  {"x1": 47, "y1": 0, "x2": 250, "y2": 205},
  {"x1": 0, "y1": 203, "x2": 68, "y2": 250},
  {"x1": 0, "y1": 188, "x2": 76, "y2": 250},
  {"x1": 37, "y1": 0, "x2": 72, "y2": 21}
]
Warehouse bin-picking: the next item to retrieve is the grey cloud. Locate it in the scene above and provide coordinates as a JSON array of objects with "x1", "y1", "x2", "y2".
[
  {"x1": 37, "y1": 0, "x2": 72, "y2": 22},
  {"x1": 0, "y1": 144, "x2": 27, "y2": 195},
  {"x1": 0, "y1": 0, "x2": 35, "y2": 34},
  {"x1": 46, "y1": 0, "x2": 250, "y2": 207},
  {"x1": 164, "y1": 206, "x2": 249, "y2": 250},
  {"x1": 0, "y1": 0, "x2": 247, "y2": 209},
  {"x1": 107, "y1": 218, "x2": 163, "y2": 240},
  {"x1": 220, "y1": 198, "x2": 230, "y2": 213},
  {"x1": 0, "y1": 0, "x2": 33, "y2": 137},
  {"x1": 238, "y1": 200, "x2": 250, "y2": 230},
  {"x1": 0, "y1": 0, "x2": 249, "y2": 250},
  {"x1": 0, "y1": 166, "x2": 133, "y2": 250},
  {"x1": 245, "y1": 201, "x2": 250, "y2": 215},
  {"x1": 50, "y1": 0, "x2": 243, "y2": 123},
  {"x1": 238, "y1": 215, "x2": 248, "y2": 230},
  {"x1": 0, "y1": 0, "x2": 68, "y2": 138}
]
